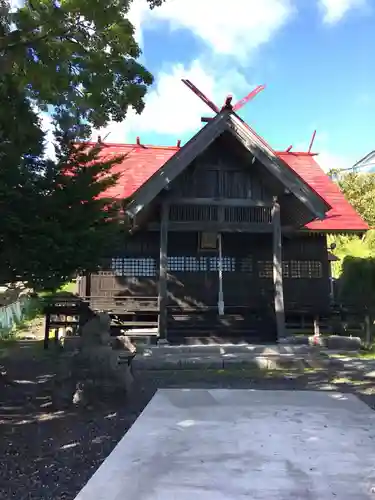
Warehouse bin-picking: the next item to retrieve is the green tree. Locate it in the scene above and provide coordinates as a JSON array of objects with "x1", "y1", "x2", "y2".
[
  {"x1": 0, "y1": 75, "x2": 127, "y2": 289},
  {"x1": 327, "y1": 172, "x2": 375, "y2": 278},
  {"x1": 0, "y1": 0, "x2": 162, "y2": 290},
  {"x1": 1, "y1": 0, "x2": 161, "y2": 130},
  {"x1": 338, "y1": 172, "x2": 375, "y2": 228}
]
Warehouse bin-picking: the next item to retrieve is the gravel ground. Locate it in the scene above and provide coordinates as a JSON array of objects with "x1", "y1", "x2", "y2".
[{"x1": 1, "y1": 347, "x2": 375, "y2": 500}]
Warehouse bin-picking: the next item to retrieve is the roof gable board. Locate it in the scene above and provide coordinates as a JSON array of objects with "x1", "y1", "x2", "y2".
[
  {"x1": 125, "y1": 110, "x2": 331, "y2": 220},
  {"x1": 125, "y1": 112, "x2": 228, "y2": 216},
  {"x1": 227, "y1": 114, "x2": 331, "y2": 219}
]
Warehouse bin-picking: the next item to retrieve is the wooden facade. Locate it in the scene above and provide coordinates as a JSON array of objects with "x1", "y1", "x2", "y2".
[{"x1": 79, "y1": 129, "x2": 332, "y2": 343}]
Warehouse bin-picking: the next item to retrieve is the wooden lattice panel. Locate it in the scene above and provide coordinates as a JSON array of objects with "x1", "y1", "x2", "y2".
[
  {"x1": 110, "y1": 257, "x2": 157, "y2": 277},
  {"x1": 169, "y1": 204, "x2": 219, "y2": 222},
  {"x1": 258, "y1": 260, "x2": 323, "y2": 279},
  {"x1": 224, "y1": 206, "x2": 272, "y2": 223}
]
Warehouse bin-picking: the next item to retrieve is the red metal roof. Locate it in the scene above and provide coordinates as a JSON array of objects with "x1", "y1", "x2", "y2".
[
  {"x1": 278, "y1": 152, "x2": 368, "y2": 232},
  {"x1": 88, "y1": 142, "x2": 178, "y2": 200},
  {"x1": 90, "y1": 142, "x2": 368, "y2": 232}
]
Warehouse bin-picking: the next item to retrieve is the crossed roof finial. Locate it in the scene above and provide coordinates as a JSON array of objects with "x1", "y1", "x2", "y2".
[{"x1": 181, "y1": 79, "x2": 266, "y2": 122}]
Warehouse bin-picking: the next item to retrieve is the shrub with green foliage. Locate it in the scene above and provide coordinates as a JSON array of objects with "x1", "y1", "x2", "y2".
[
  {"x1": 339, "y1": 257, "x2": 375, "y2": 311},
  {"x1": 328, "y1": 172, "x2": 375, "y2": 278}
]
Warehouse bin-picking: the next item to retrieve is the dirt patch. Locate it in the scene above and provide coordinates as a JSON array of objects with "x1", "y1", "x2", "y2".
[{"x1": 0, "y1": 346, "x2": 374, "y2": 499}]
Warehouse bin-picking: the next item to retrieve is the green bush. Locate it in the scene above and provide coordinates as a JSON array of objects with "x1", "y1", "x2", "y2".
[{"x1": 339, "y1": 256, "x2": 375, "y2": 312}]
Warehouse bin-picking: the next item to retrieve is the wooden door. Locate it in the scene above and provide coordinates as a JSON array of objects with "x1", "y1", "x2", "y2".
[{"x1": 167, "y1": 232, "x2": 219, "y2": 309}]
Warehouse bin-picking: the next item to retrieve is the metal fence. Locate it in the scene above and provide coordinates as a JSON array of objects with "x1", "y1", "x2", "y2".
[{"x1": 0, "y1": 297, "x2": 29, "y2": 330}]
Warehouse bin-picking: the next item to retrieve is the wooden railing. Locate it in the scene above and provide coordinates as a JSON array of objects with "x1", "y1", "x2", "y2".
[
  {"x1": 81, "y1": 295, "x2": 159, "y2": 314},
  {"x1": 42, "y1": 294, "x2": 160, "y2": 348}
]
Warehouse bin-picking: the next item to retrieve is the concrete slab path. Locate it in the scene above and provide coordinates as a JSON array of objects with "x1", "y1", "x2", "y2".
[{"x1": 75, "y1": 389, "x2": 375, "y2": 499}]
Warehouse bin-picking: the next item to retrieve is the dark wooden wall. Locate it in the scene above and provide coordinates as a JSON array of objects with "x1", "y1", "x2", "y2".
[
  {"x1": 80, "y1": 231, "x2": 330, "y2": 315},
  {"x1": 79, "y1": 134, "x2": 330, "y2": 317},
  {"x1": 82, "y1": 232, "x2": 160, "y2": 299},
  {"x1": 169, "y1": 140, "x2": 272, "y2": 202}
]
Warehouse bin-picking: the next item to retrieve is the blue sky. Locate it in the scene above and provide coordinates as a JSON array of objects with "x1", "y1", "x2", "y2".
[{"x1": 98, "y1": 0, "x2": 373, "y2": 171}]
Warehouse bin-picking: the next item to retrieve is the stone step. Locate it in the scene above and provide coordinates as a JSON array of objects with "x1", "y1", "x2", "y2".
[
  {"x1": 132, "y1": 353, "x2": 326, "y2": 371},
  {"x1": 140, "y1": 344, "x2": 315, "y2": 356},
  {"x1": 132, "y1": 345, "x2": 329, "y2": 371}
]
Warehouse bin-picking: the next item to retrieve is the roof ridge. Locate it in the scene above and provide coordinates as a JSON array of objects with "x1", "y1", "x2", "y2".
[{"x1": 82, "y1": 141, "x2": 180, "y2": 151}]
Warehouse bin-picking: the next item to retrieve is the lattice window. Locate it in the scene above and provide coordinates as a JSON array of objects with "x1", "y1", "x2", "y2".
[
  {"x1": 241, "y1": 256, "x2": 253, "y2": 274},
  {"x1": 282, "y1": 262, "x2": 290, "y2": 278},
  {"x1": 290, "y1": 260, "x2": 300, "y2": 278},
  {"x1": 167, "y1": 256, "x2": 208, "y2": 272},
  {"x1": 111, "y1": 258, "x2": 124, "y2": 276},
  {"x1": 209, "y1": 257, "x2": 236, "y2": 272},
  {"x1": 258, "y1": 261, "x2": 272, "y2": 278},
  {"x1": 290, "y1": 260, "x2": 323, "y2": 279},
  {"x1": 167, "y1": 256, "x2": 185, "y2": 272},
  {"x1": 185, "y1": 257, "x2": 208, "y2": 271},
  {"x1": 111, "y1": 257, "x2": 156, "y2": 277},
  {"x1": 258, "y1": 261, "x2": 291, "y2": 278}
]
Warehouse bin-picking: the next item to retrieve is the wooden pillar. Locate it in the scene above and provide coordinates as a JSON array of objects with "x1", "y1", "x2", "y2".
[
  {"x1": 272, "y1": 197, "x2": 285, "y2": 341},
  {"x1": 313, "y1": 316, "x2": 320, "y2": 337},
  {"x1": 43, "y1": 313, "x2": 51, "y2": 350},
  {"x1": 84, "y1": 272, "x2": 91, "y2": 300},
  {"x1": 158, "y1": 203, "x2": 169, "y2": 341}
]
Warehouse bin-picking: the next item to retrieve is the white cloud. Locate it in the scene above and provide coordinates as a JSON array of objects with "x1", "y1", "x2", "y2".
[
  {"x1": 127, "y1": 0, "x2": 146, "y2": 46},
  {"x1": 316, "y1": 151, "x2": 355, "y2": 172},
  {"x1": 130, "y1": 0, "x2": 294, "y2": 62},
  {"x1": 319, "y1": 0, "x2": 367, "y2": 24},
  {"x1": 95, "y1": 59, "x2": 252, "y2": 143},
  {"x1": 99, "y1": 0, "x2": 294, "y2": 142}
]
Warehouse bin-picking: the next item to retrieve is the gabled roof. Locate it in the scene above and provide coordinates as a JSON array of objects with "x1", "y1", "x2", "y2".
[
  {"x1": 124, "y1": 110, "x2": 330, "y2": 221},
  {"x1": 278, "y1": 152, "x2": 368, "y2": 232},
  {"x1": 89, "y1": 131, "x2": 368, "y2": 233}
]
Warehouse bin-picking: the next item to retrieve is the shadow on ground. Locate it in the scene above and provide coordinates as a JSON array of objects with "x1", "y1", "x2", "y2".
[{"x1": 1, "y1": 343, "x2": 375, "y2": 500}]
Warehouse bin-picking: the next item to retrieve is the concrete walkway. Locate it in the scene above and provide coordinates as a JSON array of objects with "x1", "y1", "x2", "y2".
[{"x1": 75, "y1": 389, "x2": 375, "y2": 499}]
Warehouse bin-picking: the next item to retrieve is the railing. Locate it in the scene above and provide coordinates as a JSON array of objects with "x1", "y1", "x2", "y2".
[
  {"x1": 0, "y1": 297, "x2": 30, "y2": 330},
  {"x1": 81, "y1": 295, "x2": 159, "y2": 313}
]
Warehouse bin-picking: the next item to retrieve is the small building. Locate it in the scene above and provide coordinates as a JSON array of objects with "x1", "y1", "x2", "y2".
[
  {"x1": 352, "y1": 150, "x2": 375, "y2": 173},
  {"x1": 79, "y1": 95, "x2": 368, "y2": 344}
]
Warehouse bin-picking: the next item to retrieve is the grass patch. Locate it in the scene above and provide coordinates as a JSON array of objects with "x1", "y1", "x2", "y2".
[
  {"x1": 149, "y1": 367, "x2": 309, "y2": 380},
  {"x1": 330, "y1": 376, "x2": 367, "y2": 386},
  {"x1": 38, "y1": 280, "x2": 77, "y2": 298},
  {"x1": 329, "y1": 345, "x2": 375, "y2": 359}
]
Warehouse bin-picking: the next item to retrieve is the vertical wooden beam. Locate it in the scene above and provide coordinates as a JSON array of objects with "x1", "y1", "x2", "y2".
[
  {"x1": 314, "y1": 317, "x2": 320, "y2": 335},
  {"x1": 217, "y1": 233, "x2": 224, "y2": 316},
  {"x1": 44, "y1": 313, "x2": 51, "y2": 350},
  {"x1": 84, "y1": 272, "x2": 91, "y2": 300},
  {"x1": 272, "y1": 197, "x2": 285, "y2": 341},
  {"x1": 158, "y1": 203, "x2": 169, "y2": 341}
]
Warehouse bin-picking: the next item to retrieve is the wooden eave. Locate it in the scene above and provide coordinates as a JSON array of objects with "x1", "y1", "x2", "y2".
[{"x1": 125, "y1": 110, "x2": 331, "y2": 221}]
